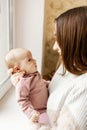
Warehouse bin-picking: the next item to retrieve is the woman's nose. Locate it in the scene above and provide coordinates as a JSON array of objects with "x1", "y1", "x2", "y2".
[
  {"x1": 53, "y1": 41, "x2": 61, "y2": 55},
  {"x1": 53, "y1": 41, "x2": 59, "y2": 51}
]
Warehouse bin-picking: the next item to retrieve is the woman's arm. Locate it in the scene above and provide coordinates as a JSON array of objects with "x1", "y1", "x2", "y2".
[
  {"x1": 53, "y1": 83, "x2": 87, "y2": 130},
  {"x1": 38, "y1": 81, "x2": 87, "y2": 130}
]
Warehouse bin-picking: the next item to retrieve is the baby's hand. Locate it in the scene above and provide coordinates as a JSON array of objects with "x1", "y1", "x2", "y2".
[
  {"x1": 31, "y1": 112, "x2": 40, "y2": 123},
  {"x1": 11, "y1": 71, "x2": 25, "y2": 86}
]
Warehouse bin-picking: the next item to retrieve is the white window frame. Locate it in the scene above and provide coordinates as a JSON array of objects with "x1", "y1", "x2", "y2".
[{"x1": 0, "y1": 0, "x2": 13, "y2": 99}]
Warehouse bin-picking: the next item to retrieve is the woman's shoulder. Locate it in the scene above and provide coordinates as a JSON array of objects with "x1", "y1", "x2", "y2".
[
  {"x1": 65, "y1": 72, "x2": 87, "y2": 97},
  {"x1": 73, "y1": 72, "x2": 87, "y2": 88},
  {"x1": 65, "y1": 73, "x2": 87, "y2": 103},
  {"x1": 64, "y1": 73, "x2": 87, "y2": 130},
  {"x1": 50, "y1": 64, "x2": 87, "y2": 93}
]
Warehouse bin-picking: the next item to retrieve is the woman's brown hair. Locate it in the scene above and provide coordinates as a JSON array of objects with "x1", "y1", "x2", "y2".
[{"x1": 55, "y1": 6, "x2": 87, "y2": 75}]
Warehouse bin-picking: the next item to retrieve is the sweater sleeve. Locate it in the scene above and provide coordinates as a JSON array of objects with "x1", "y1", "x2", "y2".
[
  {"x1": 16, "y1": 78, "x2": 38, "y2": 119},
  {"x1": 38, "y1": 80, "x2": 87, "y2": 130},
  {"x1": 53, "y1": 81, "x2": 87, "y2": 130},
  {"x1": 64, "y1": 82, "x2": 87, "y2": 130}
]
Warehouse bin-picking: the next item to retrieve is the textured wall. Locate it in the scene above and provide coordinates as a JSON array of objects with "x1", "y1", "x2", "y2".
[{"x1": 42, "y1": 0, "x2": 87, "y2": 80}]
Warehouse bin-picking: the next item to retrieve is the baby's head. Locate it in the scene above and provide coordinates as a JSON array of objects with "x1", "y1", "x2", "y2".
[{"x1": 5, "y1": 48, "x2": 37, "y2": 75}]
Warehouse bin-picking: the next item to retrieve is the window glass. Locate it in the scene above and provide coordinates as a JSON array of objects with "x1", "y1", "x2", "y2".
[{"x1": 0, "y1": 0, "x2": 13, "y2": 85}]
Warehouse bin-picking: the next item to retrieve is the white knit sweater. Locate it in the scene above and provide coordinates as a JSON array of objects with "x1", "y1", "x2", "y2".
[{"x1": 39, "y1": 65, "x2": 87, "y2": 130}]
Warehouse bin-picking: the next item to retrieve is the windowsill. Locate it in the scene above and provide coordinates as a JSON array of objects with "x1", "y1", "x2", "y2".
[
  {"x1": 0, "y1": 87, "x2": 30, "y2": 130},
  {"x1": 0, "y1": 77, "x2": 12, "y2": 99}
]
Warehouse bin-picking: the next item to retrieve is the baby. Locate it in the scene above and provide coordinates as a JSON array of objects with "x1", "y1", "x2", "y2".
[{"x1": 5, "y1": 48, "x2": 50, "y2": 125}]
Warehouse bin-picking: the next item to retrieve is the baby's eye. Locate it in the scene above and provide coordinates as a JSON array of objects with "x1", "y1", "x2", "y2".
[{"x1": 28, "y1": 59, "x2": 31, "y2": 62}]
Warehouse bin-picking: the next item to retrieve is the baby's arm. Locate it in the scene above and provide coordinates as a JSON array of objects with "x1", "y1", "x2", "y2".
[{"x1": 16, "y1": 78, "x2": 40, "y2": 122}]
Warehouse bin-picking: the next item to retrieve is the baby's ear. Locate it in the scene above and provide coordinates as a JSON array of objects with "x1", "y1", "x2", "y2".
[
  {"x1": 8, "y1": 66, "x2": 20, "y2": 75},
  {"x1": 14, "y1": 66, "x2": 20, "y2": 73}
]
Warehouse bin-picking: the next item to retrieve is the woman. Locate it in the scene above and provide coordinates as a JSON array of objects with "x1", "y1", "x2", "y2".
[
  {"x1": 39, "y1": 6, "x2": 87, "y2": 130},
  {"x1": 10, "y1": 6, "x2": 87, "y2": 130}
]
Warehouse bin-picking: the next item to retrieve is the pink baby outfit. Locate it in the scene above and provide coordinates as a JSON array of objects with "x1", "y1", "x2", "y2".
[{"x1": 16, "y1": 71, "x2": 49, "y2": 120}]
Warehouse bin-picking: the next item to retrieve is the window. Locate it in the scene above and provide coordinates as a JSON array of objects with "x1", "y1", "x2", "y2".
[{"x1": 0, "y1": 0, "x2": 13, "y2": 99}]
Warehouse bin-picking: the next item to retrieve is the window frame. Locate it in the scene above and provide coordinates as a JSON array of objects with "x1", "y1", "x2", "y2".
[{"x1": 0, "y1": 0, "x2": 13, "y2": 99}]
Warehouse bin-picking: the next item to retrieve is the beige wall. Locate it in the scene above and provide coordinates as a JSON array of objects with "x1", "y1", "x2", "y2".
[{"x1": 42, "y1": 0, "x2": 87, "y2": 80}]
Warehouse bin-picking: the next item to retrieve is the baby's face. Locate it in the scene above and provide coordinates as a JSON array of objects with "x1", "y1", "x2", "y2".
[{"x1": 20, "y1": 51, "x2": 37, "y2": 74}]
